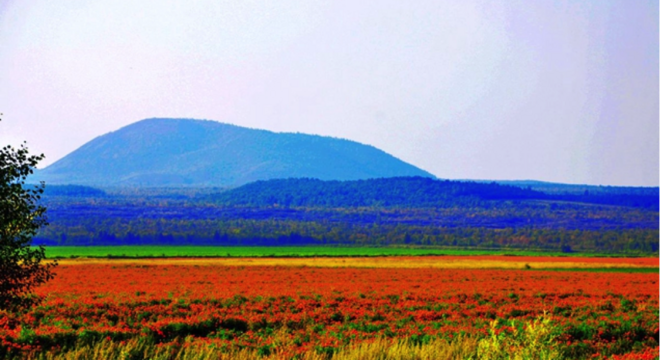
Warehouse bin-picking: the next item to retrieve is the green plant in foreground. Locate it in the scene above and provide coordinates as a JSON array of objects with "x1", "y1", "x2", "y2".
[
  {"x1": 476, "y1": 315, "x2": 562, "y2": 360},
  {"x1": 0, "y1": 117, "x2": 57, "y2": 311}
]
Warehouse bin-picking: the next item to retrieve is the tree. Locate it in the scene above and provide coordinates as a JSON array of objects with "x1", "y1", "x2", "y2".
[{"x1": 0, "y1": 115, "x2": 56, "y2": 311}]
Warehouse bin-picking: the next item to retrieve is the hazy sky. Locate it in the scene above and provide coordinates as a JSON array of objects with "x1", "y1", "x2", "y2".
[{"x1": 1, "y1": 0, "x2": 657, "y2": 186}]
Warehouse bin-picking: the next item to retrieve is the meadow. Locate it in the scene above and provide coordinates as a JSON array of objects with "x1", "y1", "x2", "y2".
[
  {"x1": 2, "y1": 254, "x2": 658, "y2": 359},
  {"x1": 44, "y1": 245, "x2": 642, "y2": 259}
]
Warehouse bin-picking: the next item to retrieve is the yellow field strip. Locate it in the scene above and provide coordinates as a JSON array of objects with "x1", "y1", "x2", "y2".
[{"x1": 52, "y1": 257, "x2": 658, "y2": 269}]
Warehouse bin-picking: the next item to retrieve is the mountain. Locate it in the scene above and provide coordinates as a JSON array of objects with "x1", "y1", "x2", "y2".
[{"x1": 32, "y1": 118, "x2": 434, "y2": 187}]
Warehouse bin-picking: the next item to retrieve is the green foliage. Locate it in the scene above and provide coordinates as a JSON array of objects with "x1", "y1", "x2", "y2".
[
  {"x1": 476, "y1": 315, "x2": 563, "y2": 360},
  {"x1": 0, "y1": 121, "x2": 57, "y2": 311}
]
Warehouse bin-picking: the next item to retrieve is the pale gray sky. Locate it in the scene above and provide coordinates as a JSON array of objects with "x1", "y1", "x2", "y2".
[{"x1": 1, "y1": 0, "x2": 657, "y2": 186}]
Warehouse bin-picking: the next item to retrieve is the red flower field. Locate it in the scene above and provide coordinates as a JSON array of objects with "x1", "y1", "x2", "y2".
[{"x1": 1, "y1": 257, "x2": 658, "y2": 359}]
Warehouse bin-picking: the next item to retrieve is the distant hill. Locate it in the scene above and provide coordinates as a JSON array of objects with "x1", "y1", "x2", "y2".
[
  {"x1": 210, "y1": 177, "x2": 659, "y2": 210},
  {"x1": 31, "y1": 118, "x2": 434, "y2": 187},
  {"x1": 209, "y1": 177, "x2": 546, "y2": 208}
]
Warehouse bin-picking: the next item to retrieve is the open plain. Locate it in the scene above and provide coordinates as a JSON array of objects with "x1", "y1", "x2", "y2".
[{"x1": 2, "y1": 255, "x2": 657, "y2": 359}]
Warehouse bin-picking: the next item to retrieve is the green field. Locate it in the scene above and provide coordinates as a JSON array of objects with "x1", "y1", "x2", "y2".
[{"x1": 43, "y1": 245, "x2": 638, "y2": 259}]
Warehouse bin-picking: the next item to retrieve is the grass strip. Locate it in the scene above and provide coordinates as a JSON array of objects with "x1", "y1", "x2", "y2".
[{"x1": 43, "y1": 245, "x2": 651, "y2": 259}]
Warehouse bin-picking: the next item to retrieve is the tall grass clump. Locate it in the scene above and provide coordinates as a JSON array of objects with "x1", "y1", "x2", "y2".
[{"x1": 476, "y1": 315, "x2": 563, "y2": 360}]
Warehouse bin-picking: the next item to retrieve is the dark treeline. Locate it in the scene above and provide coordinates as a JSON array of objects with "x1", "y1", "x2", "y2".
[
  {"x1": 208, "y1": 177, "x2": 659, "y2": 210},
  {"x1": 34, "y1": 178, "x2": 659, "y2": 254},
  {"x1": 35, "y1": 217, "x2": 658, "y2": 253},
  {"x1": 38, "y1": 184, "x2": 108, "y2": 198},
  {"x1": 208, "y1": 177, "x2": 545, "y2": 208},
  {"x1": 41, "y1": 202, "x2": 657, "y2": 231}
]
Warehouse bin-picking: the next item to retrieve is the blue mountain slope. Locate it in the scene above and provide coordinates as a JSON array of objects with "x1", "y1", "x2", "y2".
[{"x1": 33, "y1": 118, "x2": 434, "y2": 187}]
